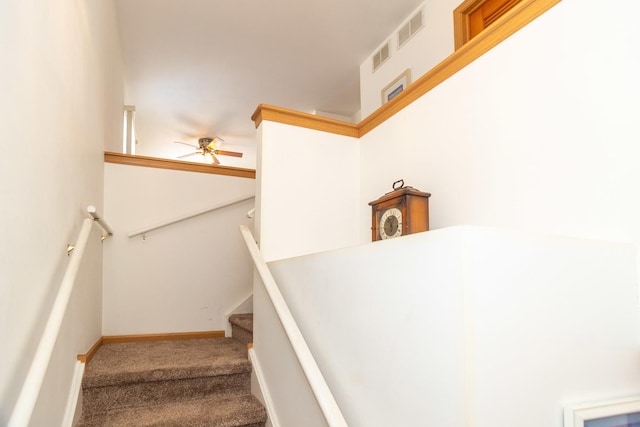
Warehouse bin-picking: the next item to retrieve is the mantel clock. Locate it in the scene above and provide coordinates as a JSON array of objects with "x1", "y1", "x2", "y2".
[{"x1": 369, "y1": 180, "x2": 431, "y2": 241}]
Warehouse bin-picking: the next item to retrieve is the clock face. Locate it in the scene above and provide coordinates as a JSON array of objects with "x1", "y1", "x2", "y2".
[{"x1": 379, "y1": 207, "x2": 402, "y2": 240}]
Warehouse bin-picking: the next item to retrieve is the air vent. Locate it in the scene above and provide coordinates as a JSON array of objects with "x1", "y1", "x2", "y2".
[
  {"x1": 398, "y1": 8, "x2": 424, "y2": 48},
  {"x1": 372, "y1": 41, "x2": 390, "y2": 73}
]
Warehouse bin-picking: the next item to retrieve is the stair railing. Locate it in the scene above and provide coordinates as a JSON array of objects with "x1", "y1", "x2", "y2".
[
  {"x1": 8, "y1": 207, "x2": 112, "y2": 427},
  {"x1": 239, "y1": 225, "x2": 348, "y2": 427},
  {"x1": 87, "y1": 205, "x2": 113, "y2": 240},
  {"x1": 128, "y1": 194, "x2": 255, "y2": 238}
]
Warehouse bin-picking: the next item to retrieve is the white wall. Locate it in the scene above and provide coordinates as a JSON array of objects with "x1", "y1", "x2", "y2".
[
  {"x1": 251, "y1": 275, "x2": 328, "y2": 427},
  {"x1": 359, "y1": 0, "x2": 461, "y2": 117},
  {"x1": 256, "y1": 121, "x2": 360, "y2": 262},
  {"x1": 268, "y1": 227, "x2": 640, "y2": 426},
  {"x1": 359, "y1": 0, "x2": 640, "y2": 248},
  {"x1": 103, "y1": 163, "x2": 256, "y2": 335},
  {"x1": 464, "y1": 229, "x2": 640, "y2": 426},
  {"x1": 260, "y1": 0, "x2": 640, "y2": 256},
  {"x1": 0, "y1": 0, "x2": 125, "y2": 424},
  {"x1": 252, "y1": 1, "x2": 640, "y2": 425}
]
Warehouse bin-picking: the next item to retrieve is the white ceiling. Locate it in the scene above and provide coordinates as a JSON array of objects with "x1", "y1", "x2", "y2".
[{"x1": 115, "y1": 0, "x2": 424, "y2": 168}]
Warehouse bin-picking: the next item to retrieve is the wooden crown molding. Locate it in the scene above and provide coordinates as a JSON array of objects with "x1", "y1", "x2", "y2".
[
  {"x1": 252, "y1": 0, "x2": 561, "y2": 139},
  {"x1": 104, "y1": 152, "x2": 256, "y2": 179}
]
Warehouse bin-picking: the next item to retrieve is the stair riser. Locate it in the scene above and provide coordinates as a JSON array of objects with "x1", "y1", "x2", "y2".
[
  {"x1": 78, "y1": 394, "x2": 267, "y2": 427},
  {"x1": 231, "y1": 325, "x2": 253, "y2": 346},
  {"x1": 82, "y1": 372, "x2": 250, "y2": 416}
]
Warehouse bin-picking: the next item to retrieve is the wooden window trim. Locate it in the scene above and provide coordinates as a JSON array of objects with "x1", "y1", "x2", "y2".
[
  {"x1": 454, "y1": 0, "x2": 484, "y2": 50},
  {"x1": 454, "y1": 0, "x2": 524, "y2": 50}
]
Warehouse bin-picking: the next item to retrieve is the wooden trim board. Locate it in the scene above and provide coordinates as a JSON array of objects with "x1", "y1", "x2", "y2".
[
  {"x1": 105, "y1": 152, "x2": 256, "y2": 179},
  {"x1": 454, "y1": 0, "x2": 524, "y2": 50},
  {"x1": 77, "y1": 337, "x2": 103, "y2": 364},
  {"x1": 102, "y1": 330, "x2": 225, "y2": 344},
  {"x1": 77, "y1": 331, "x2": 225, "y2": 363},
  {"x1": 251, "y1": 104, "x2": 359, "y2": 137}
]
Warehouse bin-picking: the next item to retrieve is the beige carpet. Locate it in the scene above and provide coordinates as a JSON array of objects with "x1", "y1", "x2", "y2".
[{"x1": 78, "y1": 337, "x2": 266, "y2": 426}]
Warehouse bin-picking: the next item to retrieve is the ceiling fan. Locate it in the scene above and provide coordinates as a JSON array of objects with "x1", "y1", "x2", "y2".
[{"x1": 174, "y1": 137, "x2": 243, "y2": 165}]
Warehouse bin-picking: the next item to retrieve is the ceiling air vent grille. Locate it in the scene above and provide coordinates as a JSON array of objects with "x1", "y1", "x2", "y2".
[
  {"x1": 398, "y1": 8, "x2": 424, "y2": 48},
  {"x1": 372, "y1": 41, "x2": 390, "y2": 73}
]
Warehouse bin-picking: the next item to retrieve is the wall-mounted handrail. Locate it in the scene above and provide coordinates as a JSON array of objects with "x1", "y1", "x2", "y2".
[
  {"x1": 8, "y1": 218, "x2": 95, "y2": 427},
  {"x1": 128, "y1": 194, "x2": 255, "y2": 238},
  {"x1": 239, "y1": 225, "x2": 348, "y2": 427},
  {"x1": 87, "y1": 205, "x2": 113, "y2": 240}
]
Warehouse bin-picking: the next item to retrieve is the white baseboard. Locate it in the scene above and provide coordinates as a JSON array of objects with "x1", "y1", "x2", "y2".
[
  {"x1": 249, "y1": 348, "x2": 280, "y2": 427},
  {"x1": 62, "y1": 361, "x2": 84, "y2": 427}
]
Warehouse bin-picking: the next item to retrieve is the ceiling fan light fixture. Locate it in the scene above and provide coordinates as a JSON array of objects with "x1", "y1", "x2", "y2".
[
  {"x1": 175, "y1": 136, "x2": 239, "y2": 164},
  {"x1": 198, "y1": 137, "x2": 214, "y2": 149}
]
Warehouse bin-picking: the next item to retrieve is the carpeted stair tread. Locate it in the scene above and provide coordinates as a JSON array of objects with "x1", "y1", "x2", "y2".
[
  {"x1": 228, "y1": 314, "x2": 253, "y2": 333},
  {"x1": 81, "y1": 371, "x2": 250, "y2": 416},
  {"x1": 77, "y1": 394, "x2": 267, "y2": 427},
  {"x1": 84, "y1": 338, "x2": 250, "y2": 388}
]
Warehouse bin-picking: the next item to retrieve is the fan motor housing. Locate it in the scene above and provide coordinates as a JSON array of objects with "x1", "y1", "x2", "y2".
[{"x1": 198, "y1": 137, "x2": 214, "y2": 149}]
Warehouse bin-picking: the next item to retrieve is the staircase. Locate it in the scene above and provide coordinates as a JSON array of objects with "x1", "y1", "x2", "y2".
[
  {"x1": 228, "y1": 314, "x2": 253, "y2": 347},
  {"x1": 77, "y1": 315, "x2": 264, "y2": 426}
]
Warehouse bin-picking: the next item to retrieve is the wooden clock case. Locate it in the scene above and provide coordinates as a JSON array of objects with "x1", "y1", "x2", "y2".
[{"x1": 369, "y1": 185, "x2": 431, "y2": 241}]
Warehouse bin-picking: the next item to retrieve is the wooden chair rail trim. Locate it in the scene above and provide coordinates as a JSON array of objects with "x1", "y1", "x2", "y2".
[
  {"x1": 76, "y1": 331, "x2": 226, "y2": 363},
  {"x1": 252, "y1": 0, "x2": 560, "y2": 139},
  {"x1": 105, "y1": 152, "x2": 256, "y2": 179}
]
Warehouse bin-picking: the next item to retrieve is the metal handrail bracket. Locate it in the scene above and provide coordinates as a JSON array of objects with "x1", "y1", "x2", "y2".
[{"x1": 87, "y1": 205, "x2": 113, "y2": 240}]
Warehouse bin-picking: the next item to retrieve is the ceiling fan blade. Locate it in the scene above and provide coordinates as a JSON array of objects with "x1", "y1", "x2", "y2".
[
  {"x1": 210, "y1": 152, "x2": 221, "y2": 165},
  {"x1": 174, "y1": 141, "x2": 199, "y2": 149},
  {"x1": 214, "y1": 150, "x2": 243, "y2": 158},
  {"x1": 177, "y1": 151, "x2": 200, "y2": 159}
]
